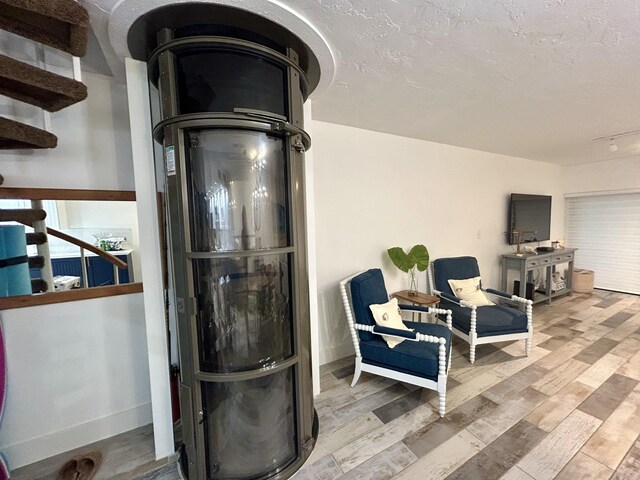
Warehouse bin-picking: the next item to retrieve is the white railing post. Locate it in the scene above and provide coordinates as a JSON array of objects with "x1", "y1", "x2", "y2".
[
  {"x1": 80, "y1": 247, "x2": 88, "y2": 288},
  {"x1": 30, "y1": 200, "x2": 54, "y2": 291}
]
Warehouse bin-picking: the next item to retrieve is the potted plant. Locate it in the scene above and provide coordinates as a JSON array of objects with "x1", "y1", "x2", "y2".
[{"x1": 387, "y1": 244, "x2": 429, "y2": 295}]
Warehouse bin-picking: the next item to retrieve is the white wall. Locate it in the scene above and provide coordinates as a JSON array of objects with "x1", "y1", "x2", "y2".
[
  {"x1": 0, "y1": 73, "x2": 135, "y2": 190},
  {"x1": 311, "y1": 121, "x2": 566, "y2": 364},
  {"x1": 0, "y1": 72, "x2": 152, "y2": 468},
  {"x1": 303, "y1": 101, "x2": 321, "y2": 396},
  {"x1": 564, "y1": 157, "x2": 640, "y2": 195},
  {"x1": 0, "y1": 295, "x2": 151, "y2": 467},
  {"x1": 125, "y1": 57, "x2": 174, "y2": 460}
]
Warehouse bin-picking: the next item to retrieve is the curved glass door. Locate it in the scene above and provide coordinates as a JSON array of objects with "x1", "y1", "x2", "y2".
[
  {"x1": 193, "y1": 253, "x2": 293, "y2": 373},
  {"x1": 187, "y1": 130, "x2": 289, "y2": 252},
  {"x1": 186, "y1": 129, "x2": 293, "y2": 373},
  {"x1": 202, "y1": 367, "x2": 297, "y2": 479}
]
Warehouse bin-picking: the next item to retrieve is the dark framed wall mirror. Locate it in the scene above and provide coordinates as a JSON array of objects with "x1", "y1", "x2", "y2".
[{"x1": 0, "y1": 187, "x2": 144, "y2": 309}]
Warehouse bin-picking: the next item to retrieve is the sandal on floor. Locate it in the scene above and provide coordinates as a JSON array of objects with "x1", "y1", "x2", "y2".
[
  {"x1": 77, "y1": 451, "x2": 102, "y2": 480},
  {"x1": 57, "y1": 457, "x2": 80, "y2": 480}
]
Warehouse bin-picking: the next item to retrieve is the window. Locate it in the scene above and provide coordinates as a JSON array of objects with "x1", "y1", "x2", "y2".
[{"x1": 565, "y1": 193, "x2": 640, "y2": 294}]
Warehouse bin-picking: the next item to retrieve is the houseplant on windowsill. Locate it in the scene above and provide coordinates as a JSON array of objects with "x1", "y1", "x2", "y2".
[{"x1": 387, "y1": 244, "x2": 429, "y2": 296}]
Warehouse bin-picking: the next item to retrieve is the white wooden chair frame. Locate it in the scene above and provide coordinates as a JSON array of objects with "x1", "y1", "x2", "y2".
[
  {"x1": 339, "y1": 271, "x2": 453, "y2": 417},
  {"x1": 427, "y1": 265, "x2": 533, "y2": 364}
]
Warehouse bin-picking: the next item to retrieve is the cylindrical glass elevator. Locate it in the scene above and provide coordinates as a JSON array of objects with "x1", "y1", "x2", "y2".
[{"x1": 133, "y1": 8, "x2": 319, "y2": 478}]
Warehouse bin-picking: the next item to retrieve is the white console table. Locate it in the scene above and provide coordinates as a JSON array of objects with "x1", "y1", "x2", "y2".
[{"x1": 501, "y1": 248, "x2": 577, "y2": 305}]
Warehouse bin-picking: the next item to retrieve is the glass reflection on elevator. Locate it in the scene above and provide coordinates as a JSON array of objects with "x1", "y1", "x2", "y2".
[
  {"x1": 187, "y1": 130, "x2": 288, "y2": 252},
  {"x1": 176, "y1": 49, "x2": 287, "y2": 117},
  {"x1": 193, "y1": 254, "x2": 293, "y2": 373},
  {"x1": 203, "y1": 367, "x2": 297, "y2": 479}
]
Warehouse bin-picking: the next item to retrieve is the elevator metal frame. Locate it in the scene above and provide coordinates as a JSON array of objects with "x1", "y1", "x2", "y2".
[{"x1": 149, "y1": 31, "x2": 315, "y2": 479}]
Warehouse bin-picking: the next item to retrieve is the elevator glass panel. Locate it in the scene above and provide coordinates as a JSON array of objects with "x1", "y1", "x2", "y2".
[
  {"x1": 202, "y1": 367, "x2": 297, "y2": 479},
  {"x1": 176, "y1": 50, "x2": 287, "y2": 116},
  {"x1": 187, "y1": 130, "x2": 289, "y2": 252},
  {"x1": 193, "y1": 253, "x2": 293, "y2": 373}
]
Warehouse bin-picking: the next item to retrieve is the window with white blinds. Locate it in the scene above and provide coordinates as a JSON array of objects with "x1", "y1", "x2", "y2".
[{"x1": 565, "y1": 193, "x2": 640, "y2": 294}]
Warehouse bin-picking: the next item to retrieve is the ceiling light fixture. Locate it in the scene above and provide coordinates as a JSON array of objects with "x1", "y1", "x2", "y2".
[{"x1": 593, "y1": 128, "x2": 640, "y2": 152}]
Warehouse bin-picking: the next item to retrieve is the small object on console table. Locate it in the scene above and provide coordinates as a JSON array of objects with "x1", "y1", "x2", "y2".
[{"x1": 501, "y1": 248, "x2": 577, "y2": 305}]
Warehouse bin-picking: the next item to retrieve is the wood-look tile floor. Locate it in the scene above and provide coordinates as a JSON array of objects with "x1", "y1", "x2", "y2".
[
  {"x1": 295, "y1": 290, "x2": 640, "y2": 480},
  {"x1": 11, "y1": 425, "x2": 181, "y2": 480}
]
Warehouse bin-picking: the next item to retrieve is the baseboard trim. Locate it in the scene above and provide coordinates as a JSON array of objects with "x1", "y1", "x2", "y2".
[{"x1": 1, "y1": 402, "x2": 152, "y2": 469}]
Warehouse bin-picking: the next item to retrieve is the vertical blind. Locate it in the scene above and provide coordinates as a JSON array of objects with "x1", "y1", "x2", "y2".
[{"x1": 565, "y1": 193, "x2": 640, "y2": 294}]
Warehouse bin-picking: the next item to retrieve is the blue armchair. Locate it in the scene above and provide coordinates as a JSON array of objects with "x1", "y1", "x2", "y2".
[
  {"x1": 429, "y1": 256, "x2": 533, "y2": 364},
  {"x1": 339, "y1": 268, "x2": 453, "y2": 417}
]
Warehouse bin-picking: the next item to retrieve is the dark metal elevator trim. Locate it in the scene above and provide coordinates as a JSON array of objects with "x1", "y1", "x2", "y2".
[
  {"x1": 153, "y1": 114, "x2": 311, "y2": 150},
  {"x1": 127, "y1": 4, "x2": 322, "y2": 94},
  {"x1": 148, "y1": 36, "x2": 310, "y2": 95},
  {"x1": 233, "y1": 107, "x2": 288, "y2": 122},
  {"x1": 195, "y1": 356, "x2": 299, "y2": 382},
  {"x1": 186, "y1": 247, "x2": 296, "y2": 259}
]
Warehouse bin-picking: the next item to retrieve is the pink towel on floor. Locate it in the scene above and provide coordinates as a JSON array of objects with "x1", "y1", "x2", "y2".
[
  {"x1": 0, "y1": 319, "x2": 9, "y2": 478},
  {"x1": 0, "y1": 319, "x2": 5, "y2": 419},
  {"x1": 0, "y1": 453, "x2": 8, "y2": 480}
]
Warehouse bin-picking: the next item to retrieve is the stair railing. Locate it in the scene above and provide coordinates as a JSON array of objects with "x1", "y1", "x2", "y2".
[
  {"x1": 0, "y1": 206, "x2": 128, "y2": 292},
  {"x1": 29, "y1": 200, "x2": 54, "y2": 291},
  {"x1": 40, "y1": 223, "x2": 127, "y2": 287}
]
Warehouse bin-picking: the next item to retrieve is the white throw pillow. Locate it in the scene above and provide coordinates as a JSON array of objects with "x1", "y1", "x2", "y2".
[
  {"x1": 448, "y1": 277, "x2": 495, "y2": 307},
  {"x1": 369, "y1": 297, "x2": 414, "y2": 348}
]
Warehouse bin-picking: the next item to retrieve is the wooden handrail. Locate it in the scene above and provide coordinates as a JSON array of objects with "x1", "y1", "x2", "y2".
[
  {"x1": 45, "y1": 226, "x2": 128, "y2": 269},
  {"x1": 15, "y1": 219, "x2": 127, "y2": 269},
  {"x1": 0, "y1": 187, "x2": 136, "y2": 201},
  {"x1": 0, "y1": 283, "x2": 143, "y2": 310}
]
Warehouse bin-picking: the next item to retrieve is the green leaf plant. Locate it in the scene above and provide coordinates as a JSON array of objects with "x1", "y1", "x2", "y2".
[
  {"x1": 387, "y1": 244, "x2": 429, "y2": 272},
  {"x1": 387, "y1": 244, "x2": 430, "y2": 294}
]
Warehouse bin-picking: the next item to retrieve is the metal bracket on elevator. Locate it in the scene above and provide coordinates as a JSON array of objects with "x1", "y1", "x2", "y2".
[
  {"x1": 291, "y1": 138, "x2": 305, "y2": 152},
  {"x1": 234, "y1": 108, "x2": 310, "y2": 151},
  {"x1": 302, "y1": 437, "x2": 315, "y2": 452},
  {"x1": 233, "y1": 108, "x2": 287, "y2": 122}
]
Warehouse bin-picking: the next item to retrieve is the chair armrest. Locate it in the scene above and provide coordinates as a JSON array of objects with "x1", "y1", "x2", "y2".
[
  {"x1": 354, "y1": 323, "x2": 445, "y2": 344},
  {"x1": 398, "y1": 304, "x2": 431, "y2": 314},
  {"x1": 398, "y1": 303, "x2": 445, "y2": 317},
  {"x1": 433, "y1": 290, "x2": 458, "y2": 303},
  {"x1": 484, "y1": 288, "x2": 532, "y2": 306},
  {"x1": 485, "y1": 288, "x2": 511, "y2": 298},
  {"x1": 373, "y1": 325, "x2": 417, "y2": 339},
  {"x1": 433, "y1": 290, "x2": 476, "y2": 310}
]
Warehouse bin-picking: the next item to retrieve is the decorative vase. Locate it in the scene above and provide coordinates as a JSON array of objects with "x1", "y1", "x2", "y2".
[{"x1": 408, "y1": 268, "x2": 418, "y2": 296}]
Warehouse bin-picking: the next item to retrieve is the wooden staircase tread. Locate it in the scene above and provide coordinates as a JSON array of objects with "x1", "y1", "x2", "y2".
[
  {"x1": 28, "y1": 255, "x2": 45, "y2": 269},
  {"x1": 0, "y1": 116, "x2": 57, "y2": 149},
  {"x1": 0, "y1": 53, "x2": 87, "y2": 111},
  {"x1": 0, "y1": 207, "x2": 46, "y2": 222},
  {"x1": 25, "y1": 231, "x2": 47, "y2": 245},
  {"x1": 31, "y1": 278, "x2": 48, "y2": 293},
  {"x1": 0, "y1": 0, "x2": 89, "y2": 57}
]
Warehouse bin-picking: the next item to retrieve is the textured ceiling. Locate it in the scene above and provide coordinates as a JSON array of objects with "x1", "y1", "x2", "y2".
[{"x1": 87, "y1": 0, "x2": 640, "y2": 165}]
